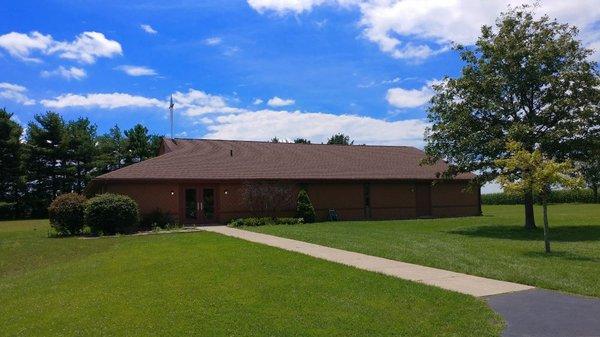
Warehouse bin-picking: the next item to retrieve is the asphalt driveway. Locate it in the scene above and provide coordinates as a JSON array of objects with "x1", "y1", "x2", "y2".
[{"x1": 487, "y1": 289, "x2": 600, "y2": 337}]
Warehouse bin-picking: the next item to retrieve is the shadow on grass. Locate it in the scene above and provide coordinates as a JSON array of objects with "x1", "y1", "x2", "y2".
[
  {"x1": 449, "y1": 225, "x2": 600, "y2": 242},
  {"x1": 522, "y1": 250, "x2": 600, "y2": 262}
]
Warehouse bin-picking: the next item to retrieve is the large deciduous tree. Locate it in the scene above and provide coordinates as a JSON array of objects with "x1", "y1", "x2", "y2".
[
  {"x1": 424, "y1": 5, "x2": 600, "y2": 229},
  {"x1": 577, "y1": 135, "x2": 600, "y2": 202}
]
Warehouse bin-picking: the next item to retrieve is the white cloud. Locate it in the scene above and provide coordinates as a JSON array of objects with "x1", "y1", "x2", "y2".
[
  {"x1": 49, "y1": 31, "x2": 122, "y2": 64},
  {"x1": 172, "y1": 89, "x2": 246, "y2": 116},
  {"x1": 253, "y1": 98, "x2": 264, "y2": 105},
  {"x1": 0, "y1": 31, "x2": 52, "y2": 62},
  {"x1": 40, "y1": 93, "x2": 164, "y2": 109},
  {"x1": 204, "y1": 37, "x2": 222, "y2": 45},
  {"x1": 0, "y1": 82, "x2": 35, "y2": 105},
  {"x1": 247, "y1": 0, "x2": 327, "y2": 14},
  {"x1": 140, "y1": 24, "x2": 158, "y2": 34},
  {"x1": 386, "y1": 87, "x2": 432, "y2": 108},
  {"x1": 41, "y1": 66, "x2": 87, "y2": 80},
  {"x1": 248, "y1": 0, "x2": 600, "y2": 61},
  {"x1": 34, "y1": 86, "x2": 429, "y2": 146},
  {"x1": 116, "y1": 65, "x2": 157, "y2": 76},
  {"x1": 204, "y1": 109, "x2": 427, "y2": 146},
  {"x1": 0, "y1": 31, "x2": 122, "y2": 64},
  {"x1": 267, "y1": 96, "x2": 295, "y2": 107},
  {"x1": 386, "y1": 79, "x2": 442, "y2": 108}
]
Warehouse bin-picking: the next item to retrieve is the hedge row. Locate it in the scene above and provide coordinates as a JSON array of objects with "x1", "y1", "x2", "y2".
[
  {"x1": 482, "y1": 188, "x2": 598, "y2": 205},
  {"x1": 228, "y1": 217, "x2": 304, "y2": 227}
]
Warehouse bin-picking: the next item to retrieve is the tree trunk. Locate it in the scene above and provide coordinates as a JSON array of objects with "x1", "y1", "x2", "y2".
[
  {"x1": 524, "y1": 189, "x2": 536, "y2": 229},
  {"x1": 543, "y1": 202, "x2": 550, "y2": 253}
]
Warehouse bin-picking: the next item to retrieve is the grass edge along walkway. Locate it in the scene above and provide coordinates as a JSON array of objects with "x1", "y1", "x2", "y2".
[{"x1": 200, "y1": 226, "x2": 533, "y2": 297}]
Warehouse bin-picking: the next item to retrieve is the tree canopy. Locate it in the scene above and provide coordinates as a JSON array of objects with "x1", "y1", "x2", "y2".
[
  {"x1": 0, "y1": 108, "x2": 23, "y2": 203},
  {"x1": 2, "y1": 110, "x2": 161, "y2": 217},
  {"x1": 424, "y1": 5, "x2": 600, "y2": 228},
  {"x1": 327, "y1": 133, "x2": 353, "y2": 145}
]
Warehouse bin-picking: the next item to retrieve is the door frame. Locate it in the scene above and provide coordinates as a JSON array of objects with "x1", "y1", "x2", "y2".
[
  {"x1": 180, "y1": 185, "x2": 218, "y2": 224},
  {"x1": 415, "y1": 182, "x2": 432, "y2": 217}
]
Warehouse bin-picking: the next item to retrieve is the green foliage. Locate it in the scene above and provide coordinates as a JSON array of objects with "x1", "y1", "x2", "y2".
[
  {"x1": 495, "y1": 141, "x2": 584, "y2": 202},
  {"x1": 578, "y1": 138, "x2": 600, "y2": 202},
  {"x1": 48, "y1": 193, "x2": 87, "y2": 235},
  {"x1": 0, "y1": 202, "x2": 17, "y2": 220},
  {"x1": 4, "y1": 110, "x2": 161, "y2": 218},
  {"x1": 270, "y1": 136, "x2": 280, "y2": 143},
  {"x1": 482, "y1": 188, "x2": 597, "y2": 204},
  {"x1": 94, "y1": 125, "x2": 126, "y2": 175},
  {"x1": 62, "y1": 118, "x2": 97, "y2": 193},
  {"x1": 85, "y1": 193, "x2": 140, "y2": 235},
  {"x1": 228, "y1": 217, "x2": 303, "y2": 227},
  {"x1": 296, "y1": 189, "x2": 316, "y2": 223},
  {"x1": 495, "y1": 141, "x2": 584, "y2": 251},
  {"x1": 141, "y1": 208, "x2": 176, "y2": 230},
  {"x1": 124, "y1": 124, "x2": 155, "y2": 164},
  {"x1": 24, "y1": 112, "x2": 66, "y2": 216},
  {"x1": 424, "y1": 4, "x2": 599, "y2": 183},
  {"x1": 326, "y1": 133, "x2": 353, "y2": 145},
  {"x1": 0, "y1": 109, "x2": 23, "y2": 204},
  {"x1": 293, "y1": 138, "x2": 311, "y2": 144}
]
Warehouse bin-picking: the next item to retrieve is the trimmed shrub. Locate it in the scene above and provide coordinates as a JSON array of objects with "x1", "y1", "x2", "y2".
[
  {"x1": 228, "y1": 217, "x2": 303, "y2": 227},
  {"x1": 296, "y1": 189, "x2": 316, "y2": 223},
  {"x1": 48, "y1": 193, "x2": 86, "y2": 235},
  {"x1": 482, "y1": 188, "x2": 597, "y2": 205},
  {"x1": 0, "y1": 202, "x2": 16, "y2": 220},
  {"x1": 85, "y1": 194, "x2": 139, "y2": 235},
  {"x1": 141, "y1": 208, "x2": 176, "y2": 230}
]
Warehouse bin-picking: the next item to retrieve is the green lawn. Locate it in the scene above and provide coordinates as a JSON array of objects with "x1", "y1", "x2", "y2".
[
  {"x1": 248, "y1": 204, "x2": 600, "y2": 297},
  {"x1": 0, "y1": 219, "x2": 501, "y2": 336}
]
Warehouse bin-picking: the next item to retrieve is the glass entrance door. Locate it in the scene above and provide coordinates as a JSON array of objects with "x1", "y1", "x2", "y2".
[
  {"x1": 183, "y1": 187, "x2": 216, "y2": 224},
  {"x1": 185, "y1": 188, "x2": 198, "y2": 221},
  {"x1": 202, "y1": 188, "x2": 215, "y2": 222}
]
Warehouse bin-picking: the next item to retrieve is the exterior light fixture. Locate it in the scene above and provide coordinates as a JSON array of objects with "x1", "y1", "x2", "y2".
[
  {"x1": 224, "y1": 190, "x2": 229, "y2": 195},
  {"x1": 170, "y1": 190, "x2": 175, "y2": 196}
]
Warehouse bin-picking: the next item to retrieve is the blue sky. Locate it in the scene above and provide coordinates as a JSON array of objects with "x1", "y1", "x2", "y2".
[{"x1": 2, "y1": 1, "x2": 599, "y2": 192}]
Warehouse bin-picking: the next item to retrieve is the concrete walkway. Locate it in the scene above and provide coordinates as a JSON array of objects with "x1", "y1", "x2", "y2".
[{"x1": 200, "y1": 226, "x2": 532, "y2": 297}]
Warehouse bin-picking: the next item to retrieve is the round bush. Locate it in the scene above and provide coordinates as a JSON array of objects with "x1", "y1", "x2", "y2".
[
  {"x1": 48, "y1": 193, "x2": 86, "y2": 235},
  {"x1": 85, "y1": 194, "x2": 140, "y2": 235}
]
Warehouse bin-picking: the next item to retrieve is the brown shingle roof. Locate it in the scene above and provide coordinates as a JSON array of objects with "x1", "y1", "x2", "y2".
[{"x1": 94, "y1": 138, "x2": 474, "y2": 181}]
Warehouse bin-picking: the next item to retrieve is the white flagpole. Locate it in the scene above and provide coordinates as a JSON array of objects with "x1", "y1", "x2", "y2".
[{"x1": 169, "y1": 95, "x2": 174, "y2": 139}]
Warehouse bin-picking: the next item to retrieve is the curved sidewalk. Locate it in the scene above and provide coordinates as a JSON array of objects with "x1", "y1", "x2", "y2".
[{"x1": 199, "y1": 225, "x2": 533, "y2": 297}]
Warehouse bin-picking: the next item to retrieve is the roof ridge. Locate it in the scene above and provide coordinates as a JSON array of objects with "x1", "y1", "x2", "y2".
[{"x1": 170, "y1": 137, "x2": 419, "y2": 149}]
